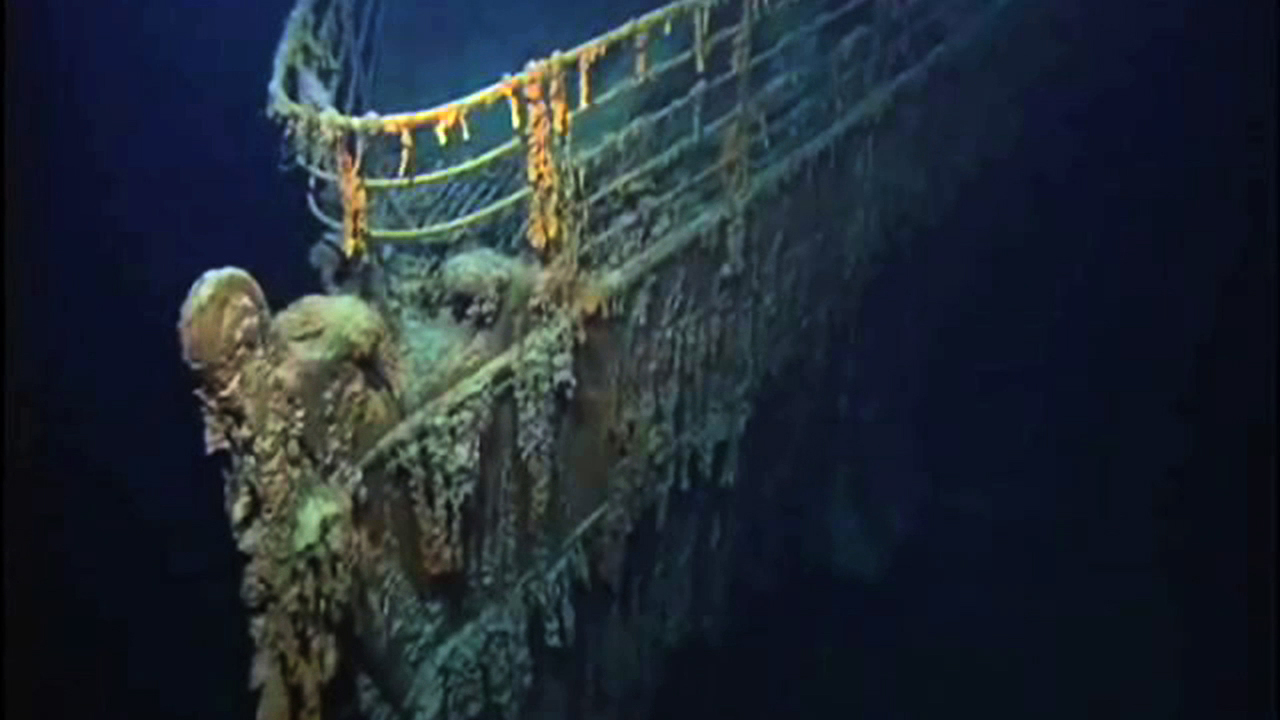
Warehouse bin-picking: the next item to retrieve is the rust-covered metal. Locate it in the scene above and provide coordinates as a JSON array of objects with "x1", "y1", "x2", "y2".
[{"x1": 180, "y1": 0, "x2": 1018, "y2": 717}]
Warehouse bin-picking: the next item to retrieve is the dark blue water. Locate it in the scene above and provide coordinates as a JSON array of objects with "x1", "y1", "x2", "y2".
[
  {"x1": 653, "y1": 2, "x2": 1273, "y2": 717},
  {"x1": 5, "y1": 0, "x2": 1272, "y2": 718}
]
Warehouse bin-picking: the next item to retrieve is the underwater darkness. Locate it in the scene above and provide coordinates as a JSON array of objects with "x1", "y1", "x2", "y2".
[{"x1": 3, "y1": 0, "x2": 1273, "y2": 719}]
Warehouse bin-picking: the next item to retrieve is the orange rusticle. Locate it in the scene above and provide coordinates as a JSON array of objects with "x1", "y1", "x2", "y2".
[
  {"x1": 338, "y1": 141, "x2": 368, "y2": 259},
  {"x1": 395, "y1": 127, "x2": 415, "y2": 177},
  {"x1": 500, "y1": 77, "x2": 522, "y2": 130},
  {"x1": 431, "y1": 106, "x2": 471, "y2": 146},
  {"x1": 378, "y1": 118, "x2": 416, "y2": 176},
  {"x1": 549, "y1": 63, "x2": 570, "y2": 137},
  {"x1": 577, "y1": 43, "x2": 608, "y2": 110},
  {"x1": 522, "y1": 65, "x2": 560, "y2": 254}
]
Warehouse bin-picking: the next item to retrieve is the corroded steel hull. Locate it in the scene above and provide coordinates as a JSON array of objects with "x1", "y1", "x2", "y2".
[{"x1": 179, "y1": 0, "x2": 1020, "y2": 717}]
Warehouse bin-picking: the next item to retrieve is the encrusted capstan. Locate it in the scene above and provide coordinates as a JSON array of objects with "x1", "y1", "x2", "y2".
[{"x1": 178, "y1": 267, "x2": 271, "y2": 444}]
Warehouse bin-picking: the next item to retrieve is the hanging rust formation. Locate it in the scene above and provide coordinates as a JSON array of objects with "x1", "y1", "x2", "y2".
[
  {"x1": 185, "y1": 0, "x2": 1023, "y2": 717},
  {"x1": 520, "y1": 58, "x2": 570, "y2": 257},
  {"x1": 337, "y1": 139, "x2": 368, "y2": 257}
]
